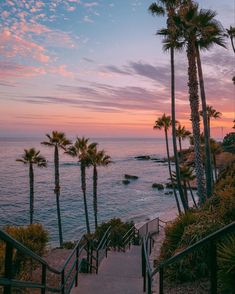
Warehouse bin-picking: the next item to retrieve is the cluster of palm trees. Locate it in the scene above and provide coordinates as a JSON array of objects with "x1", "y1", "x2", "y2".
[
  {"x1": 149, "y1": 0, "x2": 231, "y2": 210},
  {"x1": 17, "y1": 131, "x2": 111, "y2": 247}
]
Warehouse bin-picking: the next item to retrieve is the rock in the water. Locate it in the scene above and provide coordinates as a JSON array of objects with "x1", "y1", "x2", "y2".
[
  {"x1": 165, "y1": 182, "x2": 176, "y2": 189},
  {"x1": 135, "y1": 155, "x2": 151, "y2": 160},
  {"x1": 124, "y1": 174, "x2": 139, "y2": 180},
  {"x1": 165, "y1": 191, "x2": 173, "y2": 195},
  {"x1": 122, "y1": 180, "x2": 130, "y2": 185},
  {"x1": 152, "y1": 183, "x2": 164, "y2": 190}
]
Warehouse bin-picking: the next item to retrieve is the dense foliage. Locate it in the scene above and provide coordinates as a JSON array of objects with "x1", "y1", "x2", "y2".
[
  {"x1": 158, "y1": 162, "x2": 235, "y2": 291},
  {"x1": 0, "y1": 224, "x2": 48, "y2": 279},
  {"x1": 92, "y1": 218, "x2": 134, "y2": 249}
]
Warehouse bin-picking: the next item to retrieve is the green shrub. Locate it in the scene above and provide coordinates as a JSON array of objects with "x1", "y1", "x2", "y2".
[
  {"x1": 158, "y1": 161, "x2": 235, "y2": 287},
  {"x1": 218, "y1": 235, "x2": 235, "y2": 293},
  {"x1": 222, "y1": 132, "x2": 235, "y2": 146},
  {"x1": 94, "y1": 218, "x2": 134, "y2": 249},
  {"x1": 0, "y1": 224, "x2": 48, "y2": 279},
  {"x1": 160, "y1": 211, "x2": 197, "y2": 260}
]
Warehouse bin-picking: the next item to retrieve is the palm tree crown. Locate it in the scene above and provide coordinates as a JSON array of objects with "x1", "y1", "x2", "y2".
[
  {"x1": 16, "y1": 148, "x2": 47, "y2": 167},
  {"x1": 154, "y1": 113, "x2": 172, "y2": 131},
  {"x1": 41, "y1": 131, "x2": 71, "y2": 149}
]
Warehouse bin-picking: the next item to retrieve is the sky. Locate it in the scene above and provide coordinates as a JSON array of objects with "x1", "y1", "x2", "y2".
[{"x1": 0, "y1": 0, "x2": 234, "y2": 139}]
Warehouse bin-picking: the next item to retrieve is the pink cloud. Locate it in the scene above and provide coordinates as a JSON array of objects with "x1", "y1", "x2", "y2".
[
  {"x1": 0, "y1": 29, "x2": 50, "y2": 63},
  {"x1": 49, "y1": 65, "x2": 74, "y2": 78}
]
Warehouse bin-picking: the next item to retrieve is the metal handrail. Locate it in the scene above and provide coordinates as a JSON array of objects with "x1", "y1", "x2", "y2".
[
  {"x1": 0, "y1": 229, "x2": 88, "y2": 294},
  {"x1": 142, "y1": 221, "x2": 235, "y2": 294},
  {"x1": 93, "y1": 226, "x2": 111, "y2": 273}
]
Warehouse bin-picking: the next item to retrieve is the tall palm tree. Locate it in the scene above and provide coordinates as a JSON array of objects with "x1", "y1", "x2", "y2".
[
  {"x1": 16, "y1": 148, "x2": 47, "y2": 225},
  {"x1": 170, "y1": 3, "x2": 210, "y2": 204},
  {"x1": 149, "y1": 0, "x2": 186, "y2": 213},
  {"x1": 41, "y1": 131, "x2": 71, "y2": 247},
  {"x1": 200, "y1": 105, "x2": 222, "y2": 138},
  {"x1": 154, "y1": 114, "x2": 188, "y2": 213},
  {"x1": 175, "y1": 123, "x2": 191, "y2": 155},
  {"x1": 192, "y1": 8, "x2": 225, "y2": 198},
  {"x1": 88, "y1": 148, "x2": 111, "y2": 229},
  {"x1": 66, "y1": 137, "x2": 97, "y2": 234}
]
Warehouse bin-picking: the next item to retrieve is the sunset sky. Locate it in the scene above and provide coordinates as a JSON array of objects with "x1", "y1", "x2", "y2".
[{"x1": 0, "y1": 0, "x2": 234, "y2": 139}]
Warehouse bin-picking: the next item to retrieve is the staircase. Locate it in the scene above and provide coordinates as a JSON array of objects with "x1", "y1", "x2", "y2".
[{"x1": 72, "y1": 245, "x2": 143, "y2": 294}]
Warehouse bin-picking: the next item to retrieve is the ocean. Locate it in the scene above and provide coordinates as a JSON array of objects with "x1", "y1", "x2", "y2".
[{"x1": 0, "y1": 137, "x2": 185, "y2": 245}]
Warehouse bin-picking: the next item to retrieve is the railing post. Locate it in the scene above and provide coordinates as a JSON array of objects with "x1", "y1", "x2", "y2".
[
  {"x1": 61, "y1": 269, "x2": 65, "y2": 294},
  {"x1": 142, "y1": 243, "x2": 146, "y2": 292},
  {"x1": 75, "y1": 245, "x2": 79, "y2": 287},
  {"x1": 147, "y1": 273, "x2": 151, "y2": 294},
  {"x1": 89, "y1": 241, "x2": 93, "y2": 273},
  {"x1": 96, "y1": 250, "x2": 99, "y2": 274},
  {"x1": 159, "y1": 266, "x2": 164, "y2": 294},
  {"x1": 4, "y1": 243, "x2": 13, "y2": 294},
  {"x1": 41, "y1": 264, "x2": 46, "y2": 294},
  {"x1": 86, "y1": 241, "x2": 90, "y2": 273},
  {"x1": 210, "y1": 241, "x2": 217, "y2": 294}
]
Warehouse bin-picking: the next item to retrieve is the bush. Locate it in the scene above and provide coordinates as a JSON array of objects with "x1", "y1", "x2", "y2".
[
  {"x1": 158, "y1": 161, "x2": 235, "y2": 289},
  {"x1": 218, "y1": 235, "x2": 235, "y2": 293},
  {"x1": 0, "y1": 224, "x2": 48, "y2": 278},
  {"x1": 94, "y1": 218, "x2": 134, "y2": 249},
  {"x1": 222, "y1": 132, "x2": 235, "y2": 146}
]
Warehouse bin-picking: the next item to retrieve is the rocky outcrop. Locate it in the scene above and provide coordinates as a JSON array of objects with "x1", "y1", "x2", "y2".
[
  {"x1": 124, "y1": 174, "x2": 139, "y2": 180},
  {"x1": 152, "y1": 183, "x2": 164, "y2": 190}
]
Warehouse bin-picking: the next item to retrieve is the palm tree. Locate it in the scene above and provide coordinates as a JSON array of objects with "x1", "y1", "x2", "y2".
[
  {"x1": 175, "y1": 124, "x2": 191, "y2": 155},
  {"x1": 88, "y1": 148, "x2": 111, "y2": 229},
  {"x1": 149, "y1": 0, "x2": 186, "y2": 213},
  {"x1": 154, "y1": 114, "x2": 188, "y2": 213},
  {"x1": 66, "y1": 137, "x2": 97, "y2": 234},
  {"x1": 16, "y1": 148, "x2": 47, "y2": 225},
  {"x1": 192, "y1": 8, "x2": 225, "y2": 198},
  {"x1": 171, "y1": 3, "x2": 214, "y2": 204},
  {"x1": 41, "y1": 131, "x2": 71, "y2": 247},
  {"x1": 233, "y1": 120, "x2": 235, "y2": 129},
  {"x1": 200, "y1": 105, "x2": 222, "y2": 138}
]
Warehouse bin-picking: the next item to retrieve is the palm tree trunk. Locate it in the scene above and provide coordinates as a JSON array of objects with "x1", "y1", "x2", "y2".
[
  {"x1": 183, "y1": 180, "x2": 188, "y2": 204},
  {"x1": 196, "y1": 45, "x2": 213, "y2": 198},
  {"x1": 165, "y1": 128, "x2": 182, "y2": 214},
  {"x1": 54, "y1": 145, "x2": 63, "y2": 247},
  {"x1": 179, "y1": 137, "x2": 182, "y2": 156},
  {"x1": 81, "y1": 162, "x2": 90, "y2": 234},
  {"x1": 187, "y1": 40, "x2": 206, "y2": 205},
  {"x1": 213, "y1": 154, "x2": 218, "y2": 181},
  {"x1": 93, "y1": 165, "x2": 98, "y2": 229},
  {"x1": 170, "y1": 47, "x2": 188, "y2": 213},
  {"x1": 29, "y1": 163, "x2": 34, "y2": 225},
  {"x1": 187, "y1": 182, "x2": 198, "y2": 208}
]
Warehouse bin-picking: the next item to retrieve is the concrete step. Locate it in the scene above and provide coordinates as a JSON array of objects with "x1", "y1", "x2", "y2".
[{"x1": 71, "y1": 245, "x2": 143, "y2": 294}]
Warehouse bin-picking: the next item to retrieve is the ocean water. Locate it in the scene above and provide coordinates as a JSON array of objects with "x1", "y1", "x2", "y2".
[{"x1": 0, "y1": 137, "x2": 182, "y2": 245}]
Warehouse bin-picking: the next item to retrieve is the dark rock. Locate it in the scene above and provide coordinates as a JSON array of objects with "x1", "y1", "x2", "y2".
[
  {"x1": 165, "y1": 182, "x2": 177, "y2": 189},
  {"x1": 124, "y1": 174, "x2": 139, "y2": 180},
  {"x1": 165, "y1": 191, "x2": 173, "y2": 195},
  {"x1": 152, "y1": 183, "x2": 164, "y2": 190},
  {"x1": 122, "y1": 180, "x2": 130, "y2": 185},
  {"x1": 135, "y1": 155, "x2": 151, "y2": 160}
]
